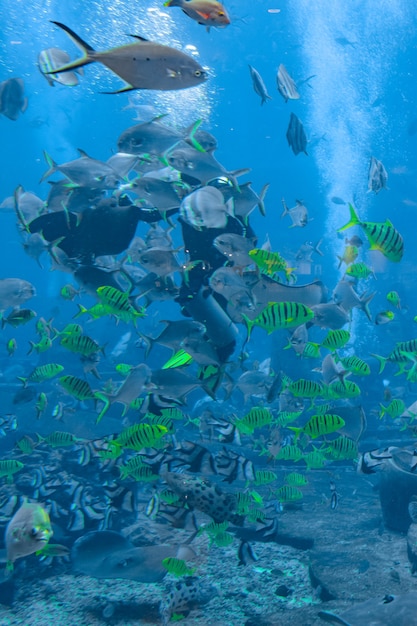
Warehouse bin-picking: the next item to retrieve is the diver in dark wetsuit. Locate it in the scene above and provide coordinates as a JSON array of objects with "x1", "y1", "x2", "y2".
[{"x1": 177, "y1": 213, "x2": 257, "y2": 363}]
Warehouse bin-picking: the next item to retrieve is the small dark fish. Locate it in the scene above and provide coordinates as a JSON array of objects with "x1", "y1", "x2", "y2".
[
  {"x1": 2, "y1": 308, "x2": 36, "y2": 328},
  {"x1": 248, "y1": 65, "x2": 272, "y2": 105},
  {"x1": 48, "y1": 22, "x2": 207, "y2": 94},
  {"x1": 286, "y1": 112, "x2": 308, "y2": 155},
  {"x1": 13, "y1": 386, "x2": 37, "y2": 405},
  {"x1": 0, "y1": 78, "x2": 28, "y2": 121},
  {"x1": 238, "y1": 540, "x2": 258, "y2": 566},
  {"x1": 329, "y1": 480, "x2": 338, "y2": 510},
  {"x1": 331, "y1": 196, "x2": 346, "y2": 205}
]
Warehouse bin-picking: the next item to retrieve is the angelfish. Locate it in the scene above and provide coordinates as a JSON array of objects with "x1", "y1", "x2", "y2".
[{"x1": 48, "y1": 21, "x2": 207, "y2": 94}]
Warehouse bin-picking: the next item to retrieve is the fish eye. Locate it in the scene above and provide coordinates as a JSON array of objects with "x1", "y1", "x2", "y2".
[
  {"x1": 31, "y1": 526, "x2": 39, "y2": 537},
  {"x1": 219, "y1": 11, "x2": 225, "y2": 16},
  {"x1": 194, "y1": 70, "x2": 202, "y2": 77}
]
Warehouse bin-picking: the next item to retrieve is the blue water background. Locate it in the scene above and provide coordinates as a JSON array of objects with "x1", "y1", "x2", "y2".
[{"x1": 0, "y1": 0, "x2": 416, "y2": 441}]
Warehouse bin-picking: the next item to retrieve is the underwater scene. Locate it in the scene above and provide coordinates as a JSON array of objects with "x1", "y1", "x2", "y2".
[{"x1": 1, "y1": 0, "x2": 417, "y2": 624}]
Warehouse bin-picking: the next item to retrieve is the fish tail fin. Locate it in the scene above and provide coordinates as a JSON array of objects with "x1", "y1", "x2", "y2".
[
  {"x1": 119, "y1": 466, "x2": 129, "y2": 479},
  {"x1": 16, "y1": 376, "x2": 28, "y2": 387},
  {"x1": 337, "y1": 203, "x2": 360, "y2": 232},
  {"x1": 360, "y1": 291, "x2": 376, "y2": 322},
  {"x1": 241, "y1": 314, "x2": 254, "y2": 342},
  {"x1": 164, "y1": 0, "x2": 180, "y2": 5},
  {"x1": 27, "y1": 341, "x2": 35, "y2": 355},
  {"x1": 371, "y1": 353, "x2": 386, "y2": 374},
  {"x1": 40, "y1": 151, "x2": 58, "y2": 183},
  {"x1": 73, "y1": 304, "x2": 88, "y2": 319},
  {"x1": 95, "y1": 392, "x2": 111, "y2": 424},
  {"x1": 379, "y1": 404, "x2": 386, "y2": 419},
  {"x1": 281, "y1": 197, "x2": 289, "y2": 218},
  {"x1": 258, "y1": 182, "x2": 269, "y2": 216},
  {"x1": 184, "y1": 119, "x2": 205, "y2": 152},
  {"x1": 287, "y1": 426, "x2": 301, "y2": 440},
  {"x1": 48, "y1": 22, "x2": 96, "y2": 74}
]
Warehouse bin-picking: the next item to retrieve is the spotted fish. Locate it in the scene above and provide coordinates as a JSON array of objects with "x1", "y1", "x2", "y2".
[{"x1": 163, "y1": 471, "x2": 245, "y2": 525}]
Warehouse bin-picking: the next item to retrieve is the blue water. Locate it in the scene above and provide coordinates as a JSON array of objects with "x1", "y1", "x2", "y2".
[{"x1": 1, "y1": 0, "x2": 417, "y2": 622}]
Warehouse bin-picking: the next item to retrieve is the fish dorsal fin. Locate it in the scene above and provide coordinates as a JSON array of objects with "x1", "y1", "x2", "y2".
[
  {"x1": 128, "y1": 35, "x2": 149, "y2": 42},
  {"x1": 77, "y1": 148, "x2": 91, "y2": 159}
]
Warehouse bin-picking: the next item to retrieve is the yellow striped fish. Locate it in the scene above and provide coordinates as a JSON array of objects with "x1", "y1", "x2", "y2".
[
  {"x1": 243, "y1": 301, "x2": 314, "y2": 340},
  {"x1": 338, "y1": 204, "x2": 404, "y2": 262},
  {"x1": 288, "y1": 413, "x2": 345, "y2": 439}
]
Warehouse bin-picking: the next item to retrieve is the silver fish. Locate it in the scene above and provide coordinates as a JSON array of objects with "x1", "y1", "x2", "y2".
[
  {"x1": 99, "y1": 363, "x2": 155, "y2": 416},
  {"x1": 145, "y1": 224, "x2": 174, "y2": 249},
  {"x1": 165, "y1": 143, "x2": 247, "y2": 187},
  {"x1": 209, "y1": 266, "x2": 249, "y2": 300},
  {"x1": 180, "y1": 336, "x2": 221, "y2": 366},
  {"x1": 281, "y1": 197, "x2": 309, "y2": 228},
  {"x1": 286, "y1": 112, "x2": 308, "y2": 155},
  {"x1": 151, "y1": 368, "x2": 215, "y2": 401},
  {"x1": 142, "y1": 319, "x2": 206, "y2": 356},
  {"x1": 368, "y1": 156, "x2": 388, "y2": 194},
  {"x1": 132, "y1": 273, "x2": 180, "y2": 307},
  {"x1": 13, "y1": 185, "x2": 45, "y2": 229},
  {"x1": 117, "y1": 115, "x2": 204, "y2": 155},
  {"x1": 295, "y1": 240, "x2": 323, "y2": 262},
  {"x1": 40, "y1": 149, "x2": 121, "y2": 189},
  {"x1": 0, "y1": 78, "x2": 28, "y2": 121},
  {"x1": 180, "y1": 186, "x2": 234, "y2": 230},
  {"x1": 137, "y1": 246, "x2": 181, "y2": 276},
  {"x1": 49, "y1": 22, "x2": 207, "y2": 93},
  {"x1": 131, "y1": 177, "x2": 182, "y2": 212},
  {"x1": 286, "y1": 324, "x2": 308, "y2": 355},
  {"x1": 0, "y1": 278, "x2": 36, "y2": 312},
  {"x1": 319, "y1": 353, "x2": 347, "y2": 386},
  {"x1": 234, "y1": 370, "x2": 272, "y2": 404},
  {"x1": 38, "y1": 47, "x2": 83, "y2": 87},
  {"x1": 310, "y1": 303, "x2": 350, "y2": 329},
  {"x1": 248, "y1": 65, "x2": 272, "y2": 105},
  {"x1": 213, "y1": 233, "x2": 256, "y2": 267},
  {"x1": 22, "y1": 233, "x2": 57, "y2": 268},
  {"x1": 106, "y1": 153, "x2": 139, "y2": 178},
  {"x1": 276, "y1": 64, "x2": 299, "y2": 102},
  {"x1": 213, "y1": 180, "x2": 269, "y2": 221},
  {"x1": 332, "y1": 279, "x2": 375, "y2": 321}
]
